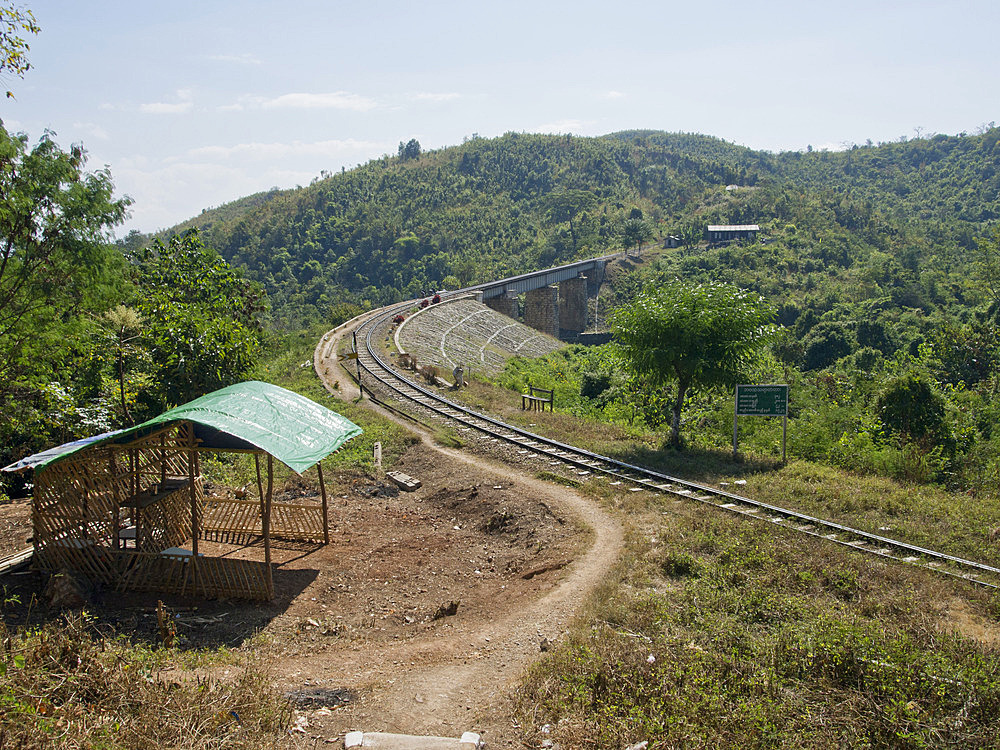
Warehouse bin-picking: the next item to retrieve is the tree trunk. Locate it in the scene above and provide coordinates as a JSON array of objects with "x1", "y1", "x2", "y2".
[{"x1": 670, "y1": 378, "x2": 689, "y2": 447}]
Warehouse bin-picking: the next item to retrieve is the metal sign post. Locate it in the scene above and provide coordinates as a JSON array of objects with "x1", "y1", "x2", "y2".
[{"x1": 734, "y1": 384, "x2": 789, "y2": 463}]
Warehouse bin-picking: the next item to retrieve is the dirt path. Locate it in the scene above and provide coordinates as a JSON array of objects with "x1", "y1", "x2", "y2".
[{"x1": 300, "y1": 321, "x2": 625, "y2": 745}]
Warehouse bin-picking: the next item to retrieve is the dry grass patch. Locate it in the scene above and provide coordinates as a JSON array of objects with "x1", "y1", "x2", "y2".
[
  {"x1": 0, "y1": 610, "x2": 291, "y2": 749},
  {"x1": 517, "y1": 488, "x2": 1000, "y2": 748}
]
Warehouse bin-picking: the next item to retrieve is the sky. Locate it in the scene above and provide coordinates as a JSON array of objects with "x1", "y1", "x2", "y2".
[{"x1": 4, "y1": 0, "x2": 999, "y2": 235}]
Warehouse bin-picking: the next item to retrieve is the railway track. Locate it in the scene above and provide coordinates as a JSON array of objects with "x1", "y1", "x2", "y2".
[{"x1": 322, "y1": 299, "x2": 1000, "y2": 591}]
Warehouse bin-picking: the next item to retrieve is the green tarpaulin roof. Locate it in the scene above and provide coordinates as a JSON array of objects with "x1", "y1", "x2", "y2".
[{"x1": 2, "y1": 381, "x2": 363, "y2": 475}]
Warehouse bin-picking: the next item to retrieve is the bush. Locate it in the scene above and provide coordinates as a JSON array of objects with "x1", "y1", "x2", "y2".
[{"x1": 876, "y1": 372, "x2": 948, "y2": 445}]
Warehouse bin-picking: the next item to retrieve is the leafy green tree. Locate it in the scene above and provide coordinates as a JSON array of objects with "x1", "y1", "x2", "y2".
[
  {"x1": 610, "y1": 280, "x2": 775, "y2": 446},
  {"x1": 398, "y1": 138, "x2": 421, "y2": 161},
  {"x1": 0, "y1": 122, "x2": 130, "y2": 405},
  {"x1": 978, "y1": 225, "x2": 1000, "y2": 305},
  {"x1": 127, "y1": 232, "x2": 266, "y2": 412},
  {"x1": 802, "y1": 322, "x2": 854, "y2": 370},
  {"x1": 621, "y1": 217, "x2": 653, "y2": 255},
  {"x1": 544, "y1": 190, "x2": 597, "y2": 253},
  {"x1": 1, "y1": 2, "x2": 39, "y2": 98}
]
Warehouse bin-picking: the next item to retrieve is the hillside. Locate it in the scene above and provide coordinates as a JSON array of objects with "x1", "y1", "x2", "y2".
[
  {"x1": 163, "y1": 129, "x2": 999, "y2": 334},
  {"x1": 148, "y1": 127, "x2": 1000, "y2": 492}
]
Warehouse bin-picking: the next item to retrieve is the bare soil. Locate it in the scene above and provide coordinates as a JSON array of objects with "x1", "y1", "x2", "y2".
[
  {"x1": 0, "y1": 498, "x2": 31, "y2": 556},
  {"x1": 1, "y1": 313, "x2": 624, "y2": 747},
  {"x1": 0, "y1": 433, "x2": 622, "y2": 748}
]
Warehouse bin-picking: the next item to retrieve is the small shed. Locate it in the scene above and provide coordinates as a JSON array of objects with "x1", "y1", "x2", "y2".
[
  {"x1": 705, "y1": 224, "x2": 760, "y2": 244},
  {"x1": 2, "y1": 381, "x2": 362, "y2": 601}
]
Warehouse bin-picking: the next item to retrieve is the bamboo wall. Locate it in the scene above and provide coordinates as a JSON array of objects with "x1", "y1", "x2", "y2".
[
  {"x1": 201, "y1": 498, "x2": 325, "y2": 544},
  {"x1": 32, "y1": 424, "x2": 213, "y2": 590},
  {"x1": 29, "y1": 422, "x2": 321, "y2": 601}
]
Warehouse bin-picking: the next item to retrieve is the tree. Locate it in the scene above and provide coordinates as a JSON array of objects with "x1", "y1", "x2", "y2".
[
  {"x1": 621, "y1": 217, "x2": 653, "y2": 255},
  {"x1": 877, "y1": 372, "x2": 948, "y2": 446},
  {"x1": 101, "y1": 305, "x2": 144, "y2": 424},
  {"x1": 398, "y1": 138, "x2": 421, "y2": 161},
  {"x1": 544, "y1": 190, "x2": 596, "y2": 253},
  {"x1": 978, "y1": 225, "x2": 1000, "y2": 305},
  {"x1": 1, "y1": 2, "x2": 39, "y2": 98},
  {"x1": 0, "y1": 122, "x2": 130, "y2": 402},
  {"x1": 126, "y1": 231, "x2": 266, "y2": 412},
  {"x1": 610, "y1": 280, "x2": 775, "y2": 447}
]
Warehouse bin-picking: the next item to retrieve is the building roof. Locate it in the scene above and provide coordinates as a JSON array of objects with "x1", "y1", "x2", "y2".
[
  {"x1": 2, "y1": 381, "x2": 363, "y2": 475},
  {"x1": 707, "y1": 224, "x2": 760, "y2": 232}
]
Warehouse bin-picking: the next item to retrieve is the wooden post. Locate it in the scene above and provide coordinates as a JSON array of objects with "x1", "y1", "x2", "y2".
[
  {"x1": 110, "y1": 453, "x2": 121, "y2": 551},
  {"x1": 733, "y1": 387, "x2": 739, "y2": 459},
  {"x1": 160, "y1": 434, "x2": 167, "y2": 485},
  {"x1": 188, "y1": 423, "x2": 199, "y2": 590},
  {"x1": 782, "y1": 413, "x2": 788, "y2": 465},
  {"x1": 318, "y1": 462, "x2": 330, "y2": 545},
  {"x1": 263, "y1": 454, "x2": 274, "y2": 597}
]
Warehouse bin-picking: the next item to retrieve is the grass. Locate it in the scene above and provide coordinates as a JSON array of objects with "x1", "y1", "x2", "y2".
[
  {"x1": 0, "y1": 329, "x2": 419, "y2": 749},
  {"x1": 517, "y1": 486, "x2": 1000, "y2": 748},
  {"x1": 451, "y1": 377, "x2": 1000, "y2": 568},
  {"x1": 0, "y1": 611, "x2": 292, "y2": 749}
]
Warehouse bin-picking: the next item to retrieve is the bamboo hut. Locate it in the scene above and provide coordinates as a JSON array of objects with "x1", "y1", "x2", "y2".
[{"x1": 2, "y1": 381, "x2": 363, "y2": 601}]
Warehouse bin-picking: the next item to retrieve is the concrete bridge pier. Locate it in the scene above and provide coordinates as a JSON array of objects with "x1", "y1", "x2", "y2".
[
  {"x1": 524, "y1": 286, "x2": 560, "y2": 338},
  {"x1": 484, "y1": 292, "x2": 518, "y2": 318},
  {"x1": 558, "y1": 276, "x2": 588, "y2": 336}
]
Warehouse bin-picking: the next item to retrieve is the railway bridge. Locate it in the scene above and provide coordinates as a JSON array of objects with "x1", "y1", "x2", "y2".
[{"x1": 462, "y1": 253, "x2": 620, "y2": 340}]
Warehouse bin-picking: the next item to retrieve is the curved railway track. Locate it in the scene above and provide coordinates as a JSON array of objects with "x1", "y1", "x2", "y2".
[{"x1": 320, "y1": 298, "x2": 1000, "y2": 591}]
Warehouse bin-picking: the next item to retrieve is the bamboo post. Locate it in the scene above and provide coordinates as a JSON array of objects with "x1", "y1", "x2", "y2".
[
  {"x1": 160, "y1": 434, "x2": 167, "y2": 485},
  {"x1": 318, "y1": 462, "x2": 329, "y2": 545},
  {"x1": 255, "y1": 453, "x2": 265, "y2": 525},
  {"x1": 188, "y1": 423, "x2": 199, "y2": 590},
  {"x1": 264, "y1": 454, "x2": 273, "y2": 597},
  {"x1": 110, "y1": 453, "x2": 121, "y2": 551}
]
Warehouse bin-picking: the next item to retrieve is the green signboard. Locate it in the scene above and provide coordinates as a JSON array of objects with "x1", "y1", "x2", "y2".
[
  {"x1": 736, "y1": 384, "x2": 788, "y2": 416},
  {"x1": 734, "y1": 384, "x2": 790, "y2": 462}
]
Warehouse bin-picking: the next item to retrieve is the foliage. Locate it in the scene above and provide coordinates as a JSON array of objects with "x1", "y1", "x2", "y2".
[
  {"x1": 876, "y1": 372, "x2": 948, "y2": 445},
  {"x1": 397, "y1": 138, "x2": 421, "y2": 161},
  {"x1": 0, "y1": 1, "x2": 38, "y2": 98},
  {"x1": 125, "y1": 231, "x2": 266, "y2": 414},
  {"x1": 0, "y1": 121, "x2": 129, "y2": 466},
  {"x1": 620, "y1": 216, "x2": 653, "y2": 253},
  {"x1": 610, "y1": 280, "x2": 775, "y2": 446}
]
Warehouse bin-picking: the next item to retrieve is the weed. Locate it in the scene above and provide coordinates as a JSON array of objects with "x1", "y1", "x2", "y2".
[
  {"x1": 0, "y1": 613, "x2": 291, "y2": 748},
  {"x1": 534, "y1": 471, "x2": 581, "y2": 488},
  {"x1": 433, "y1": 428, "x2": 464, "y2": 449}
]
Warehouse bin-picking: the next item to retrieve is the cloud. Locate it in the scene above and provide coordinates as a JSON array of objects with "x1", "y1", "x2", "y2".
[
  {"x1": 140, "y1": 89, "x2": 194, "y2": 115},
  {"x1": 260, "y1": 91, "x2": 377, "y2": 111},
  {"x1": 73, "y1": 122, "x2": 110, "y2": 141},
  {"x1": 185, "y1": 137, "x2": 389, "y2": 162},
  {"x1": 208, "y1": 53, "x2": 262, "y2": 65},
  {"x1": 407, "y1": 91, "x2": 461, "y2": 103},
  {"x1": 603, "y1": 90, "x2": 626, "y2": 99}
]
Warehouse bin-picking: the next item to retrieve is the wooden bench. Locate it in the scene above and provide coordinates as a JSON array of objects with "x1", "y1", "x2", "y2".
[{"x1": 521, "y1": 384, "x2": 554, "y2": 412}]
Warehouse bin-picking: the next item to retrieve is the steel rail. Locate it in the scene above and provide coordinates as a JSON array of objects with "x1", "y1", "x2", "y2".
[{"x1": 341, "y1": 301, "x2": 1000, "y2": 590}]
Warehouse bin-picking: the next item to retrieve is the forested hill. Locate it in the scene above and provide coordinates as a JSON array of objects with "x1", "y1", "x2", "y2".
[
  {"x1": 163, "y1": 128, "x2": 1000, "y2": 327},
  {"x1": 171, "y1": 131, "x2": 750, "y2": 323}
]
